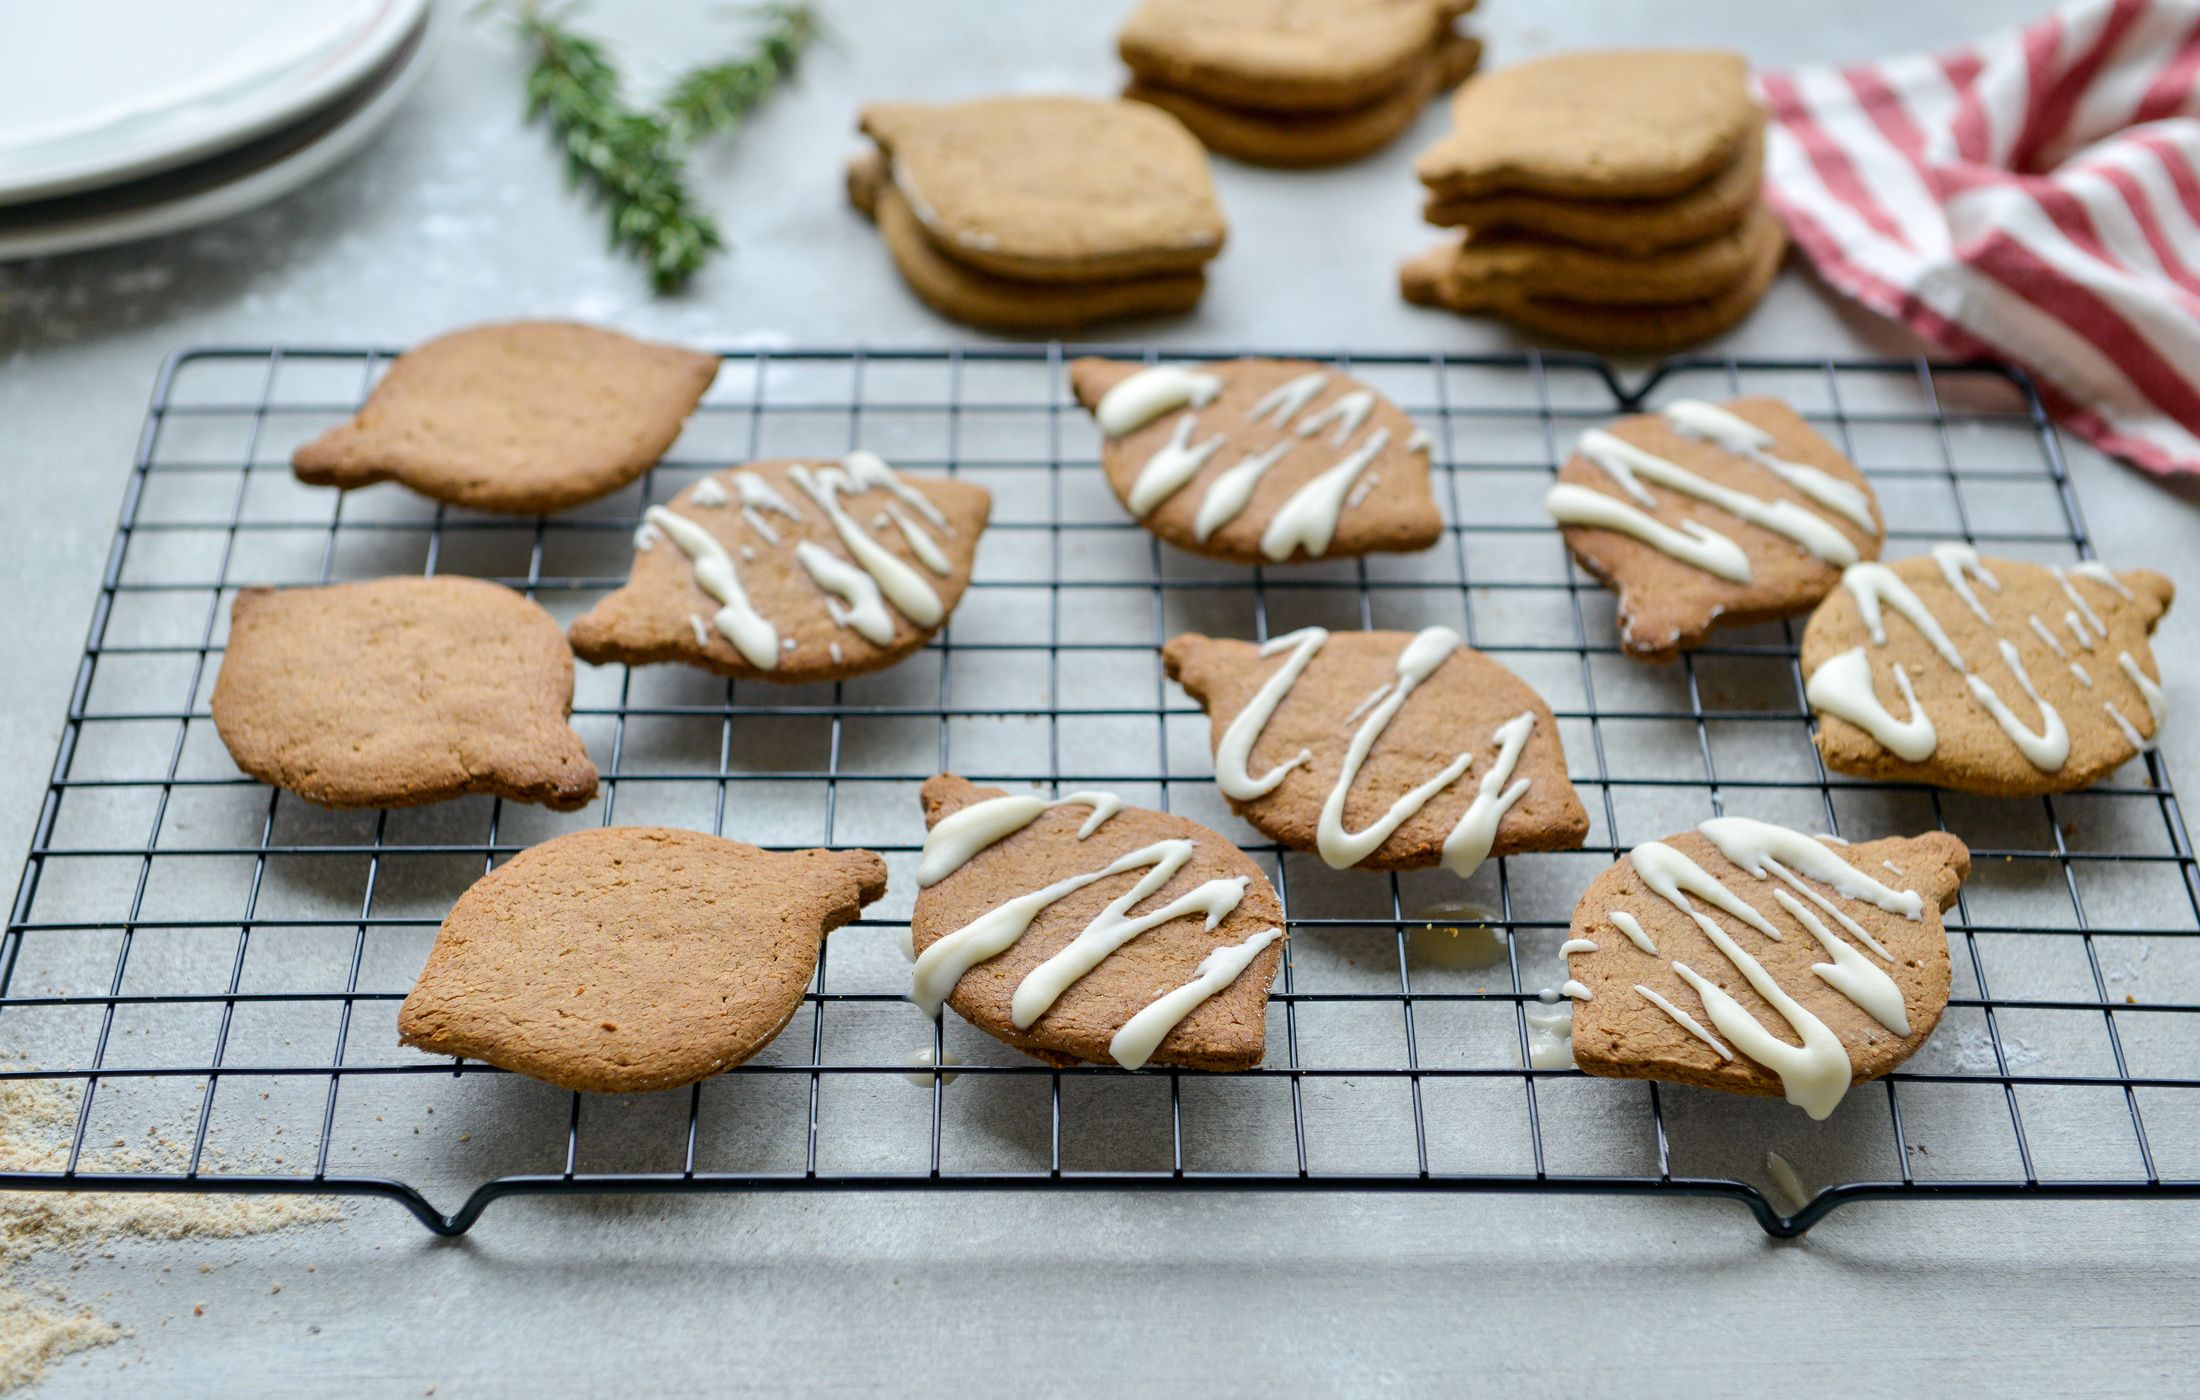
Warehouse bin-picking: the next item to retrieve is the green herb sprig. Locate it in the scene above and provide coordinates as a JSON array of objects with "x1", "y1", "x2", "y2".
[{"x1": 510, "y1": 1, "x2": 821, "y2": 292}]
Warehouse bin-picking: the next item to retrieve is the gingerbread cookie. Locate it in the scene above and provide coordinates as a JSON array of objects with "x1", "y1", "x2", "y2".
[
  {"x1": 1536, "y1": 397, "x2": 1882, "y2": 660},
  {"x1": 1118, "y1": 0, "x2": 1475, "y2": 112},
  {"x1": 1566, "y1": 817, "x2": 1969, "y2": 1119},
  {"x1": 1414, "y1": 49, "x2": 1757, "y2": 200},
  {"x1": 1126, "y1": 34, "x2": 1479, "y2": 167},
  {"x1": 847, "y1": 152, "x2": 1207, "y2": 331},
  {"x1": 1799, "y1": 550, "x2": 2173, "y2": 795},
  {"x1": 399, "y1": 828, "x2": 886, "y2": 1093},
  {"x1": 211, "y1": 576, "x2": 597, "y2": 811},
  {"x1": 1070, "y1": 358, "x2": 1443, "y2": 563},
  {"x1": 911, "y1": 776, "x2": 1284, "y2": 1072},
  {"x1": 1400, "y1": 208, "x2": 1785, "y2": 352},
  {"x1": 1422, "y1": 123, "x2": 1765, "y2": 252},
  {"x1": 568, "y1": 452, "x2": 991, "y2": 683},
  {"x1": 292, "y1": 321, "x2": 720, "y2": 515},
  {"x1": 856, "y1": 96, "x2": 1226, "y2": 283},
  {"x1": 1412, "y1": 202, "x2": 1783, "y2": 307},
  {"x1": 1165, "y1": 627, "x2": 1587, "y2": 877}
]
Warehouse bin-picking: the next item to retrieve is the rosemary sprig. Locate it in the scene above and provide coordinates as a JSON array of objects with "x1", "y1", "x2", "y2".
[
  {"x1": 509, "y1": 2, "x2": 822, "y2": 292},
  {"x1": 661, "y1": 3, "x2": 825, "y2": 145}
]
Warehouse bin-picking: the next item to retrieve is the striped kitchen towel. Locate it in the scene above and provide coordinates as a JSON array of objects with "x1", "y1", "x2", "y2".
[{"x1": 1760, "y1": 0, "x2": 2200, "y2": 476}]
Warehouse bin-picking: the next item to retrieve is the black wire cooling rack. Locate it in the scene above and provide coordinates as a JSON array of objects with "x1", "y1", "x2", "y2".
[{"x1": 2, "y1": 345, "x2": 2195, "y2": 1239}]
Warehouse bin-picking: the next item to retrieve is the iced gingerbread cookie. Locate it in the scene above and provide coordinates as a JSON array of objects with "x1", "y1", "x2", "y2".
[
  {"x1": 1539, "y1": 397, "x2": 1883, "y2": 660},
  {"x1": 292, "y1": 321, "x2": 719, "y2": 514},
  {"x1": 849, "y1": 96, "x2": 1226, "y2": 329},
  {"x1": 1565, "y1": 817, "x2": 1969, "y2": 1119},
  {"x1": 568, "y1": 452, "x2": 991, "y2": 683},
  {"x1": 211, "y1": 576, "x2": 597, "y2": 811},
  {"x1": 911, "y1": 776, "x2": 1285, "y2": 1072},
  {"x1": 399, "y1": 828, "x2": 887, "y2": 1094},
  {"x1": 1164, "y1": 627, "x2": 1586, "y2": 877},
  {"x1": 1071, "y1": 358, "x2": 1443, "y2": 563},
  {"x1": 1414, "y1": 49, "x2": 1757, "y2": 201},
  {"x1": 1799, "y1": 549, "x2": 2173, "y2": 795}
]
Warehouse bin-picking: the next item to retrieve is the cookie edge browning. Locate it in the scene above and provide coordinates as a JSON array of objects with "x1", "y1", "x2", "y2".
[
  {"x1": 1568, "y1": 830, "x2": 1969, "y2": 1101},
  {"x1": 1799, "y1": 561, "x2": 2175, "y2": 795},
  {"x1": 1066, "y1": 356, "x2": 1446, "y2": 563},
  {"x1": 210, "y1": 578, "x2": 600, "y2": 811},
  {"x1": 1161, "y1": 630, "x2": 1589, "y2": 870},
  {"x1": 916, "y1": 773, "x2": 1284, "y2": 1072},
  {"x1": 564, "y1": 464, "x2": 994, "y2": 684},
  {"x1": 396, "y1": 828, "x2": 888, "y2": 1094},
  {"x1": 1541, "y1": 396, "x2": 1882, "y2": 663},
  {"x1": 290, "y1": 321, "x2": 721, "y2": 515}
]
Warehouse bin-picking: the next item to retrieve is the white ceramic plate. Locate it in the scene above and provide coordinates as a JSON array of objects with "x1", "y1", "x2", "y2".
[
  {"x1": 0, "y1": 0, "x2": 430, "y2": 207},
  {"x1": 0, "y1": 5, "x2": 436, "y2": 262}
]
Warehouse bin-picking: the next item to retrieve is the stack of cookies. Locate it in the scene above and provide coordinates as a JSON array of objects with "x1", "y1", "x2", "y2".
[
  {"x1": 1399, "y1": 49, "x2": 1786, "y2": 353},
  {"x1": 847, "y1": 95, "x2": 1228, "y2": 331},
  {"x1": 1116, "y1": 0, "x2": 1482, "y2": 167}
]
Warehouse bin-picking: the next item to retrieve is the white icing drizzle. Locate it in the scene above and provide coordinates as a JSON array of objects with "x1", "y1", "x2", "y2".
[
  {"x1": 2106, "y1": 703, "x2": 2148, "y2": 751},
  {"x1": 1559, "y1": 938, "x2": 1599, "y2": 956},
  {"x1": 1769, "y1": 889, "x2": 1909, "y2": 1034},
  {"x1": 644, "y1": 505, "x2": 779, "y2": 670},
  {"x1": 829, "y1": 641, "x2": 844, "y2": 665},
  {"x1": 1544, "y1": 483, "x2": 1752, "y2": 583},
  {"x1": 796, "y1": 540, "x2": 895, "y2": 644},
  {"x1": 1209, "y1": 626, "x2": 1540, "y2": 881},
  {"x1": 1407, "y1": 428, "x2": 1433, "y2": 455},
  {"x1": 790, "y1": 460, "x2": 944, "y2": 630},
  {"x1": 633, "y1": 521, "x2": 659, "y2": 551},
  {"x1": 1966, "y1": 640, "x2": 2069, "y2": 770},
  {"x1": 1634, "y1": 983, "x2": 1733, "y2": 1059},
  {"x1": 1561, "y1": 980, "x2": 1594, "y2": 1002},
  {"x1": 1576, "y1": 429, "x2": 1861, "y2": 568},
  {"x1": 734, "y1": 470, "x2": 803, "y2": 524},
  {"x1": 1128, "y1": 414, "x2": 1226, "y2": 516},
  {"x1": 2028, "y1": 614, "x2": 2068, "y2": 658},
  {"x1": 915, "y1": 790, "x2": 1122, "y2": 887},
  {"x1": 1881, "y1": 859, "x2": 1903, "y2": 875},
  {"x1": 1010, "y1": 843, "x2": 1248, "y2": 1029},
  {"x1": 844, "y1": 449, "x2": 952, "y2": 533},
  {"x1": 1699, "y1": 816, "x2": 1926, "y2": 922},
  {"x1": 2070, "y1": 660, "x2": 2094, "y2": 687},
  {"x1": 883, "y1": 502, "x2": 951, "y2": 575},
  {"x1": 1247, "y1": 372, "x2": 1327, "y2": 427},
  {"x1": 691, "y1": 477, "x2": 730, "y2": 507},
  {"x1": 1095, "y1": 366, "x2": 1222, "y2": 437},
  {"x1": 1806, "y1": 649, "x2": 1935, "y2": 760},
  {"x1": 2070, "y1": 561, "x2": 2134, "y2": 599},
  {"x1": 1629, "y1": 840, "x2": 1785, "y2": 943},
  {"x1": 2116, "y1": 651, "x2": 2167, "y2": 749},
  {"x1": 1661, "y1": 400, "x2": 1878, "y2": 531},
  {"x1": 1259, "y1": 427, "x2": 1391, "y2": 562},
  {"x1": 738, "y1": 544, "x2": 756, "y2": 563},
  {"x1": 687, "y1": 614, "x2": 710, "y2": 647},
  {"x1": 2066, "y1": 609, "x2": 2096, "y2": 649},
  {"x1": 1839, "y1": 563, "x2": 1967, "y2": 669},
  {"x1": 2055, "y1": 567, "x2": 2106, "y2": 636},
  {"x1": 781, "y1": 637, "x2": 797, "y2": 652},
  {"x1": 1931, "y1": 542, "x2": 2001, "y2": 625},
  {"x1": 1296, "y1": 390, "x2": 1375, "y2": 447},
  {"x1": 742, "y1": 508, "x2": 780, "y2": 545},
  {"x1": 1344, "y1": 472, "x2": 1381, "y2": 512},
  {"x1": 1110, "y1": 927, "x2": 1281, "y2": 1071},
  {"x1": 1608, "y1": 910, "x2": 1657, "y2": 955},
  {"x1": 1192, "y1": 440, "x2": 1291, "y2": 542}
]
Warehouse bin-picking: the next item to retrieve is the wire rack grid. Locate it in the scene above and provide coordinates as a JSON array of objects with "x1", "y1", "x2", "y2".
[{"x1": 2, "y1": 343, "x2": 2195, "y2": 1240}]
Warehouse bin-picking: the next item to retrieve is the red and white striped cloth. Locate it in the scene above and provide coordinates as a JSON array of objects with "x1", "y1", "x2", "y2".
[{"x1": 1760, "y1": 0, "x2": 2200, "y2": 476}]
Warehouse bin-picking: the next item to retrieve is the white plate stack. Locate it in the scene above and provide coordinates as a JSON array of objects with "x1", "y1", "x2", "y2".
[{"x1": 0, "y1": 0, "x2": 436, "y2": 259}]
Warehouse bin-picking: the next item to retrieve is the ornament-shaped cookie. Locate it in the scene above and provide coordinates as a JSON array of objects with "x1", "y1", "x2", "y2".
[
  {"x1": 1799, "y1": 549, "x2": 2173, "y2": 795},
  {"x1": 568, "y1": 452, "x2": 991, "y2": 683},
  {"x1": 1071, "y1": 357, "x2": 1443, "y2": 563},
  {"x1": 1566, "y1": 818, "x2": 1969, "y2": 1119},
  {"x1": 1542, "y1": 396, "x2": 1884, "y2": 659},
  {"x1": 1118, "y1": 0, "x2": 1474, "y2": 113},
  {"x1": 211, "y1": 576, "x2": 597, "y2": 811},
  {"x1": 1164, "y1": 627, "x2": 1586, "y2": 877},
  {"x1": 400, "y1": 828, "x2": 886, "y2": 1093},
  {"x1": 911, "y1": 776, "x2": 1285, "y2": 1071},
  {"x1": 292, "y1": 321, "x2": 720, "y2": 514}
]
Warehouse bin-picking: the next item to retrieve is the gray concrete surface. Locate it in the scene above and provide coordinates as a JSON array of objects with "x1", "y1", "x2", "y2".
[{"x1": 3, "y1": 1, "x2": 2199, "y2": 1396}]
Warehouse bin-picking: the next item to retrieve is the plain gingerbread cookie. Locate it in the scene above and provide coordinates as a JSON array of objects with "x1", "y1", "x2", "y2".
[
  {"x1": 399, "y1": 827, "x2": 887, "y2": 1094},
  {"x1": 211, "y1": 576, "x2": 597, "y2": 811},
  {"x1": 292, "y1": 321, "x2": 720, "y2": 514},
  {"x1": 1566, "y1": 818, "x2": 1969, "y2": 1120},
  {"x1": 1798, "y1": 550, "x2": 2172, "y2": 795},
  {"x1": 912, "y1": 775, "x2": 1285, "y2": 1072}
]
